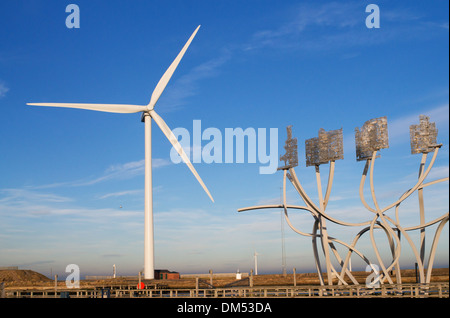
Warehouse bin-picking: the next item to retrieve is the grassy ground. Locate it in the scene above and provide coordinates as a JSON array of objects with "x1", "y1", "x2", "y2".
[{"x1": 1, "y1": 268, "x2": 448, "y2": 289}]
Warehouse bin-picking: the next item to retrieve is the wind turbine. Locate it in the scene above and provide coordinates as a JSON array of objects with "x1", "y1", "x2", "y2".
[
  {"x1": 27, "y1": 25, "x2": 214, "y2": 279},
  {"x1": 253, "y1": 250, "x2": 260, "y2": 275}
]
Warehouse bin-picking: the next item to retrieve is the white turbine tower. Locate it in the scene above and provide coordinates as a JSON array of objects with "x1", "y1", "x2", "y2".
[
  {"x1": 253, "y1": 251, "x2": 260, "y2": 275},
  {"x1": 27, "y1": 25, "x2": 214, "y2": 279}
]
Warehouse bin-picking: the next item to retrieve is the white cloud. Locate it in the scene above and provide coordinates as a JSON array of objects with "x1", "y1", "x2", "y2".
[
  {"x1": 91, "y1": 158, "x2": 170, "y2": 184},
  {"x1": 244, "y1": 1, "x2": 448, "y2": 52},
  {"x1": 0, "y1": 187, "x2": 141, "y2": 220},
  {"x1": 0, "y1": 81, "x2": 9, "y2": 98},
  {"x1": 160, "y1": 53, "x2": 231, "y2": 112},
  {"x1": 0, "y1": 188, "x2": 73, "y2": 204},
  {"x1": 425, "y1": 165, "x2": 449, "y2": 181},
  {"x1": 28, "y1": 158, "x2": 171, "y2": 189},
  {"x1": 388, "y1": 104, "x2": 449, "y2": 145},
  {"x1": 98, "y1": 189, "x2": 143, "y2": 200},
  {"x1": 244, "y1": 2, "x2": 362, "y2": 51}
]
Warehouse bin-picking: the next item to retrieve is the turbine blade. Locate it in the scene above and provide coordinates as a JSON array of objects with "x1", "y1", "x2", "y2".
[
  {"x1": 148, "y1": 25, "x2": 200, "y2": 109},
  {"x1": 149, "y1": 110, "x2": 214, "y2": 202},
  {"x1": 27, "y1": 103, "x2": 147, "y2": 114}
]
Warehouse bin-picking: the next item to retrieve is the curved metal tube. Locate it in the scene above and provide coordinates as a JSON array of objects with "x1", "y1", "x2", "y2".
[
  {"x1": 359, "y1": 159, "x2": 377, "y2": 213},
  {"x1": 380, "y1": 146, "x2": 440, "y2": 214},
  {"x1": 283, "y1": 168, "x2": 367, "y2": 285},
  {"x1": 426, "y1": 216, "x2": 449, "y2": 283},
  {"x1": 369, "y1": 151, "x2": 382, "y2": 212},
  {"x1": 289, "y1": 167, "x2": 371, "y2": 227}
]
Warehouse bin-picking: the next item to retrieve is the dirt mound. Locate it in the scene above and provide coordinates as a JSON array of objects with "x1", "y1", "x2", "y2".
[{"x1": 0, "y1": 270, "x2": 51, "y2": 284}]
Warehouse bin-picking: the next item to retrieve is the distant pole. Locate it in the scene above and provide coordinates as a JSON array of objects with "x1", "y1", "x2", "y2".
[
  {"x1": 113, "y1": 264, "x2": 116, "y2": 279},
  {"x1": 415, "y1": 263, "x2": 419, "y2": 283},
  {"x1": 195, "y1": 277, "x2": 199, "y2": 297},
  {"x1": 209, "y1": 269, "x2": 213, "y2": 286},
  {"x1": 293, "y1": 268, "x2": 297, "y2": 286},
  {"x1": 280, "y1": 187, "x2": 287, "y2": 277},
  {"x1": 54, "y1": 275, "x2": 58, "y2": 298}
]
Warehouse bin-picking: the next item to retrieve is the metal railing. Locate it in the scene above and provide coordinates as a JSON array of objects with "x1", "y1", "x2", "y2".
[{"x1": 3, "y1": 283, "x2": 448, "y2": 298}]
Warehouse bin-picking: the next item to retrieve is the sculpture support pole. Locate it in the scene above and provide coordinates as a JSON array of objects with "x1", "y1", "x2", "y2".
[
  {"x1": 315, "y1": 165, "x2": 333, "y2": 285},
  {"x1": 359, "y1": 160, "x2": 376, "y2": 213},
  {"x1": 369, "y1": 151, "x2": 381, "y2": 212},
  {"x1": 426, "y1": 216, "x2": 449, "y2": 283},
  {"x1": 418, "y1": 153, "x2": 427, "y2": 264},
  {"x1": 323, "y1": 161, "x2": 335, "y2": 210},
  {"x1": 144, "y1": 113, "x2": 154, "y2": 279},
  {"x1": 368, "y1": 152, "x2": 397, "y2": 284}
]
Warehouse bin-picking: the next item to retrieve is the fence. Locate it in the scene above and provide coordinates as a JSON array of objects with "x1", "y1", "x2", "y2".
[{"x1": 3, "y1": 283, "x2": 448, "y2": 298}]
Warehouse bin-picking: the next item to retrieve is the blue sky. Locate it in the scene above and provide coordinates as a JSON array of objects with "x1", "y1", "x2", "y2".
[{"x1": 0, "y1": 0, "x2": 448, "y2": 278}]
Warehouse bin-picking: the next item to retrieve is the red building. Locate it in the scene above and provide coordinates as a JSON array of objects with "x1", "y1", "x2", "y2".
[{"x1": 154, "y1": 269, "x2": 180, "y2": 280}]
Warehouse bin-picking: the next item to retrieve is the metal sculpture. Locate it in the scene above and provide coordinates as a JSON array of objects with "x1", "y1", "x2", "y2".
[
  {"x1": 305, "y1": 128, "x2": 344, "y2": 166},
  {"x1": 239, "y1": 115, "x2": 448, "y2": 286},
  {"x1": 278, "y1": 125, "x2": 298, "y2": 170},
  {"x1": 410, "y1": 115, "x2": 438, "y2": 154},
  {"x1": 355, "y1": 116, "x2": 389, "y2": 161},
  {"x1": 27, "y1": 26, "x2": 214, "y2": 279}
]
